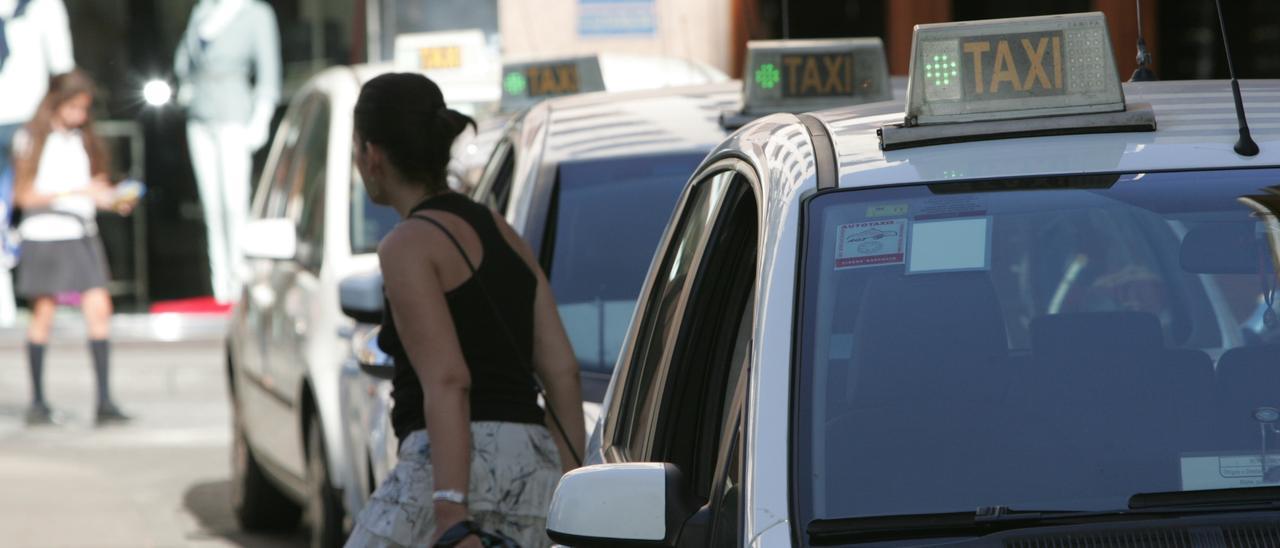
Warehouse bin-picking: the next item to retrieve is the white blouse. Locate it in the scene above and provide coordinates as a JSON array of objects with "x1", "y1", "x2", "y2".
[{"x1": 15, "y1": 128, "x2": 97, "y2": 242}]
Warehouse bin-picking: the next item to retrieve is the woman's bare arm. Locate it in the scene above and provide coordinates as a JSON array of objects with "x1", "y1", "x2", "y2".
[
  {"x1": 378, "y1": 223, "x2": 475, "y2": 533},
  {"x1": 492, "y1": 211, "x2": 586, "y2": 470}
]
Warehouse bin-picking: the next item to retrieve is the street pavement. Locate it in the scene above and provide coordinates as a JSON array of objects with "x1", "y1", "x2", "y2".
[{"x1": 0, "y1": 313, "x2": 308, "y2": 548}]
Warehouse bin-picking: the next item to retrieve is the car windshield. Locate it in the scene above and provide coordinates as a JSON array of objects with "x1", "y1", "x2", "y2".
[
  {"x1": 796, "y1": 168, "x2": 1280, "y2": 524},
  {"x1": 547, "y1": 152, "x2": 706, "y2": 373},
  {"x1": 350, "y1": 168, "x2": 401, "y2": 255}
]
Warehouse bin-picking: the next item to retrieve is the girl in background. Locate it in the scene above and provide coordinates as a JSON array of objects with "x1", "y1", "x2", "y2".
[{"x1": 12, "y1": 70, "x2": 134, "y2": 426}]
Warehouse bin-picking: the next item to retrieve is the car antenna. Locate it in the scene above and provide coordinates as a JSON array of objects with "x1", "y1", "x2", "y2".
[
  {"x1": 781, "y1": 0, "x2": 791, "y2": 39},
  {"x1": 1214, "y1": 0, "x2": 1260, "y2": 156},
  {"x1": 1129, "y1": 0, "x2": 1157, "y2": 81}
]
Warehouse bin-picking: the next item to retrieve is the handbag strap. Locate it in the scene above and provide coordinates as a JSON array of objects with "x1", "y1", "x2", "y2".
[{"x1": 407, "y1": 213, "x2": 582, "y2": 466}]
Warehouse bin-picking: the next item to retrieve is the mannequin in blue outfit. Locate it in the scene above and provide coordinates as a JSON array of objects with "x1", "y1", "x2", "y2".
[{"x1": 174, "y1": 0, "x2": 280, "y2": 303}]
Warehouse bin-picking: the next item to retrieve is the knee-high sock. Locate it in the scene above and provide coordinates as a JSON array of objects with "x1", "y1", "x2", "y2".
[
  {"x1": 90, "y1": 339, "x2": 111, "y2": 407},
  {"x1": 27, "y1": 341, "x2": 46, "y2": 405}
]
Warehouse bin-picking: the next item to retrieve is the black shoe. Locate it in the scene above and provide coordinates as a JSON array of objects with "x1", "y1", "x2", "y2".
[
  {"x1": 95, "y1": 403, "x2": 132, "y2": 426},
  {"x1": 25, "y1": 403, "x2": 56, "y2": 426}
]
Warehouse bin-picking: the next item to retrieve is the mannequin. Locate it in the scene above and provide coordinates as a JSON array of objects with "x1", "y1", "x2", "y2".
[
  {"x1": 0, "y1": 0, "x2": 74, "y2": 327},
  {"x1": 174, "y1": 0, "x2": 280, "y2": 303}
]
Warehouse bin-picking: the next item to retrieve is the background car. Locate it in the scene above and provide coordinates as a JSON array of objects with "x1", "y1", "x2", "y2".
[{"x1": 224, "y1": 56, "x2": 501, "y2": 545}]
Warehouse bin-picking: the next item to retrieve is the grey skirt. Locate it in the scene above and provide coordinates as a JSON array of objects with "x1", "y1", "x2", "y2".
[
  {"x1": 15, "y1": 237, "x2": 110, "y2": 298},
  {"x1": 346, "y1": 422, "x2": 563, "y2": 548}
]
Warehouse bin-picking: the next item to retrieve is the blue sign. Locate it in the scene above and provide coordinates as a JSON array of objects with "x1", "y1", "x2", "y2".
[{"x1": 578, "y1": 0, "x2": 656, "y2": 37}]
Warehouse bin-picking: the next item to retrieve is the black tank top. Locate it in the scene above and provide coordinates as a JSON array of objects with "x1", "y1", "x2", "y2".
[{"x1": 378, "y1": 192, "x2": 543, "y2": 443}]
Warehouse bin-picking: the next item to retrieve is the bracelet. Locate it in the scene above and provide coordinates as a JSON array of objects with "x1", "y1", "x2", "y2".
[{"x1": 432, "y1": 489, "x2": 466, "y2": 505}]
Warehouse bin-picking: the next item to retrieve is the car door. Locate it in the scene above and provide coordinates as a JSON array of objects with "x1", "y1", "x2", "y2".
[
  {"x1": 238, "y1": 95, "x2": 312, "y2": 457},
  {"x1": 607, "y1": 166, "x2": 760, "y2": 546},
  {"x1": 259, "y1": 92, "x2": 331, "y2": 476}
]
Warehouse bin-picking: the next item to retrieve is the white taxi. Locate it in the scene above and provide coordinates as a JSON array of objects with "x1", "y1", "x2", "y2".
[
  {"x1": 548, "y1": 13, "x2": 1280, "y2": 547},
  {"x1": 225, "y1": 28, "x2": 503, "y2": 545},
  {"x1": 450, "y1": 53, "x2": 729, "y2": 191}
]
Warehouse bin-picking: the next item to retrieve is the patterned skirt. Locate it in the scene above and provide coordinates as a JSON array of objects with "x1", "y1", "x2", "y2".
[{"x1": 345, "y1": 422, "x2": 563, "y2": 548}]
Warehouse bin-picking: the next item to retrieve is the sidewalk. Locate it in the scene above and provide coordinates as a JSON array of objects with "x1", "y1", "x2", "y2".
[{"x1": 0, "y1": 310, "x2": 229, "y2": 347}]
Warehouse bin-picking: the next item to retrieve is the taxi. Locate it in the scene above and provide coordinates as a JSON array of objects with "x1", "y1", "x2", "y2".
[
  {"x1": 450, "y1": 53, "x2": 729, "y2": 191},
  {"x1": 223, "y1": 28, "x2": 504, "y2": 547},
  {"x1": 546, "y1": 13, "x2": 1280, "y2": 547}
]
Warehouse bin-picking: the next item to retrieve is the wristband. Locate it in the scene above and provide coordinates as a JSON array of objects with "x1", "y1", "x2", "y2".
[{"x1": 432, "y1": 489, "x2": 466, "y2": 505}]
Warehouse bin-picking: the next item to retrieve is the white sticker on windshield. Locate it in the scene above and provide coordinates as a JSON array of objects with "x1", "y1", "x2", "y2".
[
  {"x1": 1181, "y1": 454, "x2": 1280, "y2": 490},
  {"x1": 835, "y1": 218, "x2": 907, "y2": 270},
  {"x1": 907, "y1": 217, "x2": 992, "y2": 274}
]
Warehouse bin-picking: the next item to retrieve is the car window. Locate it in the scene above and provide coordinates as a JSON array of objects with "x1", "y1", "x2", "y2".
[
  {"x1": 290, "y1": 97, "x2": 330, "y2": 270},
  {"x1": 472, "y1": 139, "x2": 513, "y2": 212},
  {"x1": 615, "y1": 171, "x2": 732, "y2": 456},
  {"x1": 794, "y1": 168, "x2": 1280, "y2": 524},
  {"x1": 489, "y1": 146, "x2": 516, "y2": 214},
  {"x1": 256, "y1": 95, "x2": 315, "y2": 220},
  {"x1": 544, "y1": 152, "x2": 707, "y2": 374},
  {"x1": 349, "y1": 167, "x2": 400, "y2": 255},
  {"x1": 648, "y1": 178, "x2": 757, "y2": 500}
]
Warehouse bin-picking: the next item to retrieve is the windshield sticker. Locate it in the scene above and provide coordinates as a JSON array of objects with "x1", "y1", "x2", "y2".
[
  {"x1": 914, "y1": 196, "x2": 988, "y2": 221},
  {"x1": 866, "y1": 203, "x2": 909, "y2": 218},
  {"x1": 835, "y1": 218, "x2": 907, "y2": 270},
  {"x1": 1181, "y1": 454, "x2": 1280, "y2": 490},
  {"x1": 907, "y1": 217, "x2": 992, "y2": 274}
]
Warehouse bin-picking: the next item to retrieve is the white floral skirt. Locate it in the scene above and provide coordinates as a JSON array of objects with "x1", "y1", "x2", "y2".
[{"x1": 345, "y1": 422, "x2": 562, "y2": 548}]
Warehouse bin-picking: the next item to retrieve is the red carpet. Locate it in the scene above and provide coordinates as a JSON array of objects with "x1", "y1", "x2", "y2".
[{"x1": 148, "y1": 296, "x2": 233, "y2": 315}]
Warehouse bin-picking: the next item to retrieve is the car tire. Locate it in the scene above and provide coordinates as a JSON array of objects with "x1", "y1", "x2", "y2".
[
  {"x1": 230, "y1": 400, "x2": 303, "y2": 531},
  {"x1": 307, "y1": 417, "x2": 346, "y2": 548}
]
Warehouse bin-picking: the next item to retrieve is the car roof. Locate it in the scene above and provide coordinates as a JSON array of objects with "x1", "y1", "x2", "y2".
[
  {"x1": 815, "y1": 79, "x2": 1280, "y2": 189},
  {"x1": 531, "y1": 81, "x2": 743, "y2": 163}
]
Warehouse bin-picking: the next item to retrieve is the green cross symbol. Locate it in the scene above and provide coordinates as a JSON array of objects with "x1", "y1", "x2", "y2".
[
  {"x1": 503, "y1": 72, "x2": 527, "y2": 95},
  {"x1": 755, "y1": 63, "x2": 781, "y2": 90}
]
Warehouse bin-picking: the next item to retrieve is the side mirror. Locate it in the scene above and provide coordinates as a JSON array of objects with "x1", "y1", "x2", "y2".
[
  {"x1": 353, "y1": 325, "x2": 395, "y2": 379},
  {"x1": 339, "y1": 271, "x2": 384, "y2": 325},
  {"x1": 241, "y1": 218, "x2": 297, "y2": 260},
  {"x1": 546, "y1": 463, "x2": 694, "y2": 547}
]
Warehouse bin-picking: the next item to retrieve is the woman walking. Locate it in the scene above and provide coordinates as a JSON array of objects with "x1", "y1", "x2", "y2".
[
  {"x1": 345, "y1": 73, "x2": 585, "y2": 548},
  {"x1": 12, "y1": 70, "x2": 133, "y2": 426}
]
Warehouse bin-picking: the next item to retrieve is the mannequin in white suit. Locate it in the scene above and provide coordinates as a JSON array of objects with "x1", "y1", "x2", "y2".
[{"x1": 175, "y1": 0, "x2": 280, "y2": 303}]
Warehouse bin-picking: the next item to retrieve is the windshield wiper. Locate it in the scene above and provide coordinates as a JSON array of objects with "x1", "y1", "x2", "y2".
[
  {"x1": 807, "y1": 506, "x2": 1127, "y2": 544},
  {"x1": 809, "y1": 492, "x2": 1280, "y2": 546},
  {"x1": 1128, "y1": 486, "x2": 1280, "y2": 511}
]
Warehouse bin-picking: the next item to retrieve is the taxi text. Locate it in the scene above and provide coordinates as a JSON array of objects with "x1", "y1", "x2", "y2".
[
  {"x1": 960, "y1": 31, "x2": 1064, "y2": 99},
  {"x1": 418, "y1": 46, "x2": 462, "y2": 70},
  {"x1": 526, "y1": 63, "x2": 581, "y2": 97},
  {"x1": 780, "y1": 53, "x2": 856, "y2": 98}
]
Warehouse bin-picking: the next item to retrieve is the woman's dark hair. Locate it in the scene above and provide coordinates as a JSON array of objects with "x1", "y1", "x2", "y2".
[
  {"x1": 15, "y1": 69, "x2": 110, "y2": 195},
  {"x1": 354, "y1": 73, "x2": 475, "y2": 192}
]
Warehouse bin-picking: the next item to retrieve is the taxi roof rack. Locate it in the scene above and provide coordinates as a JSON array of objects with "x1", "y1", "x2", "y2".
[{"x1": 879, "y1": 102, "x2": 1156, "y2": 151}]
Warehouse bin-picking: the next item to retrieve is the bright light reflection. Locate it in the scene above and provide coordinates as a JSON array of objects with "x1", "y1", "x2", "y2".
[{"x1": 143, "y1": 80, "x2": 172, "y2": 107}]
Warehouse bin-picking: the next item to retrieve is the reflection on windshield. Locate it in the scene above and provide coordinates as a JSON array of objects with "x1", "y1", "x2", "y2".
[
  {"x1": 548, "y1": 153, "x2": 706, "y2": 373},
  {"x1": 797, "y1": 169, "x2": 1280, "y2": 523}
]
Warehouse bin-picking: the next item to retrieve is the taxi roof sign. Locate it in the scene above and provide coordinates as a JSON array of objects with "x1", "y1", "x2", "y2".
[
  {"x1": 394, "y1": 30, "x2": 496, "y2": 79},
  {"x1": 499, "y1": 56, "x2": 605, "y2": 113},
  {"x1": 742, "y1": 38, "x2": 891, "y2": 116},
  {"x1": 880, "y1": 12, "x2": 1155, "y2": 150}
]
